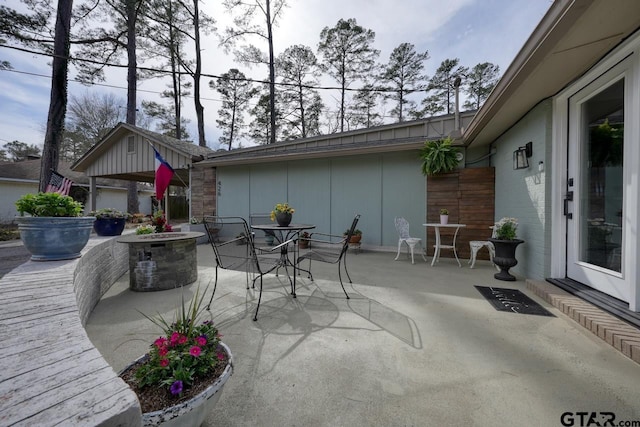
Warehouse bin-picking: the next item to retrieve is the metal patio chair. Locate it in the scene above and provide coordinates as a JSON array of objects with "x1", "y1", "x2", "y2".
[
  {"x1": 203, "y1": 216, "x2": 294, "y2": 321},
  {"x1": 394, "y1": 217, "x2": 427, "y2": 264},
  {"x1": 468, "y1": 226, "x2": 500, "y2": 270},
  {"x1": 296, "y1": 214, "x2": 361, "y2": 299}
]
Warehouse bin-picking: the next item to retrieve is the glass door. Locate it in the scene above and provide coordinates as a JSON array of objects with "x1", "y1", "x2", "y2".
[{"x1": 566, "y1": 73, "x2": 628, "y2": 302}]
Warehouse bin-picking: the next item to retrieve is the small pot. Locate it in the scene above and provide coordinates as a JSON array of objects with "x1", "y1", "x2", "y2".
[
  {"x1": 440, "y1": 215, "x2": 449, "y2": 225},
  {"x1": 94, "y1": 217, "x2": 127, "y2": 236},
  {"x1": 276, "y1": 212, "x2": 292, "y2": 227}
]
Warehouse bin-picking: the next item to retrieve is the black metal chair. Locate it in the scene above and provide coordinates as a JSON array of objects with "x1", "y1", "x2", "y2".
[
  {"x1": 203, "y1": 216, "x2": 294, "y2": 321},
  {"x1": 296, "y1": 214, "x2": 361, "y2": 299}
]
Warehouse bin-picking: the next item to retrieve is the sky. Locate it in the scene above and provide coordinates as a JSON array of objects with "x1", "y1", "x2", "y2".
[{"x1": 0, "y1": 0, "x2": 553, "y2": 153}]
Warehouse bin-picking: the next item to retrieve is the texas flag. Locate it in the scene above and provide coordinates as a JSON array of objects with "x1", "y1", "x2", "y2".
[{"x1": 153, "y1": 147, "x2": 174, "y2": 200}]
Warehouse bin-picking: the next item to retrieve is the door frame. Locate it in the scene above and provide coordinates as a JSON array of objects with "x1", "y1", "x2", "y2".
[{"x1": 552, "y1": 31, "x2": 640, "y2": 310}]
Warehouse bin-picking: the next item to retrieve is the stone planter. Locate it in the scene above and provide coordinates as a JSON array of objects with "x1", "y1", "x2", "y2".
[
  {"x1": 121, "y1": 342, "x2": 233, "y2": 427},
  {"x1": 93, "y1": 217, "x2": 127, "y2": 236},
  {"x1": 489, "y1": 238, "x2": 524, "y2": 281},
  {"x1": 276, "y1": 212, "x2": 292, "y2": 227},
  {"x1": 16, "y1": 216, "x2": 95, "y2": 261}
]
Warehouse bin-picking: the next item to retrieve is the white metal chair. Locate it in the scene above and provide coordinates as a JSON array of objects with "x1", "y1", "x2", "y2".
[
  {"x1": 394, "y1": 217, "x2": 426, "y2": 264},
  {"x1": 468, "y1": 226, "x2": 500, "y2": 270}
]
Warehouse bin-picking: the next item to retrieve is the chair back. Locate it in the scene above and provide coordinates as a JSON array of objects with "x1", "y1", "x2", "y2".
[
  {"x1": 394, "y1": 217, "x2": 411, "y2": 239},
  {"x1": 340, "y1": 214, "x2": 361, "y2": 257},
  {"x1": 203, "y1": 216, "x2": 257, "y2": 272}
]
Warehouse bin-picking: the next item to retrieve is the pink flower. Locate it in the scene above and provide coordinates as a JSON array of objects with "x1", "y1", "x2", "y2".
[
  {"x1": 216, "y1": 351, "x2": 225, "y2": 361},
  {"x1": 178, "y1": 335, "x2": 188, "y2": 345},
  {"x1": 154, "y1": 337, "x2": 167, "y2": 348},
  {"x1": 189, "y1": 346, "x2": 201, "y2": 357},
  {"x1": 196, "y1": 336, "x2": 207, "y2": 346},
  {"x1": 170, "y1": 332, "x2": 180, "y2": 346},
  {"x1": 158, "y1": 346, "x2": 168, "y2": 357},
  {"x1": 159, "y1": 358, "x2": 169, "y2": 367}
]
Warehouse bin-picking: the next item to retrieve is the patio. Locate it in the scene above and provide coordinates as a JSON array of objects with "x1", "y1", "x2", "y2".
[{"x1": 84, "y1": 244, "x2": 640, "y2": 426}]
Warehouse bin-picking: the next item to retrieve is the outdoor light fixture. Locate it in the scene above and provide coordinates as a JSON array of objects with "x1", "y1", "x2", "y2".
[{"x1": 513, "y1": 141, "x2": 533, "y2": 170}]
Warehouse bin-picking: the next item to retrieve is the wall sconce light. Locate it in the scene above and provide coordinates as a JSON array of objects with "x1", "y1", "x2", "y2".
[{"x1": 513, "y1": 141, "x2": 533, "y2": 170}]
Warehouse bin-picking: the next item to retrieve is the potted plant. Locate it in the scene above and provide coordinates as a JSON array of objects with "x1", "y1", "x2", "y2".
[
  {"x1": 419, "y1": 137, "x2": 461, "y2": 176},
  {"x1": 299, "y1": 231, "x2": 311, "y2": 249},
  {"x1": 119, "y1": 286, "x2": 233, "y2": 426},
  {"x1": 90, "y1": 208, "x2": 131, "y2": 236},
  {"x1": 344, "y1": 228, "x2": 363, "y2": 244},
  {"x1": 489, "y1": 217, "x2": 525, "y2": 281},
  {"x1": 152, "y1": 210, "x2": 173, "y2": 233},
  {"x1": 14, "y1": 192, "x2": 95, "y2": 261},
  {"x1": 440, "y1": 208, "x2": 449, "y2": 225},
  {"x1": 270, "y1": 203, "x2": 295, "y2": 227}
]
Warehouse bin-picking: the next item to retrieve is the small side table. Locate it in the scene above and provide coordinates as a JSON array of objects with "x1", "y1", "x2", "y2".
[{"x1": 423, "y1": 223, "x2": 466, "y2": 267}]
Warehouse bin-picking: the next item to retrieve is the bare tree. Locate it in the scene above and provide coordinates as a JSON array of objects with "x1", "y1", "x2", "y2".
[
  {"x1": 317, "y1": 18, "x2": 379, "y2": 133},
  {"x1": 211, "y1": 68, "x2": 257, "y2": 149},
  {"x1": 221, "y1": 0, "x2": 288, "y2": 144}
]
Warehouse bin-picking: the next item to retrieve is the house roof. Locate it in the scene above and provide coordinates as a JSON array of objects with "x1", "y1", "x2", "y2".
[
  {"x1": 71, "y1": 123, "x2": 214, "y2": 186},
  {"x1": 464, "y1": 0, "x2": 640, "y2": 147},
  {"x1": 0, "y1": 159, "x2": 138, "y2": 188},
  {"x1": 199, "y1": 112, "x2": 475, "y2": 167}
]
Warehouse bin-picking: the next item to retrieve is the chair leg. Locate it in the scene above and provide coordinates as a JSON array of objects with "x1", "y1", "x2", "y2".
[
  {"x1": 337, "y1": 262, "x2": 350, "y2": 299},
  {"x1": 253, "y1": 275, "x2": 263, "y2": 321},
  {"x1": 394, "y1": 239, "x2": 402, "y2": 260},
  {"x1": 206, "y1": 267, "x2": 219, "y2": 310},
  {"x1": 408, "y1": 242, "x2": 417, "y2": 264},
  {"x1": 418, "y1": 241, "x2": 427, "y2": 262},
  {"x1": 343, "y1": 251, "x2": 353, "y2": 283},
  {"x1": 469, "y1": 244, "x2": 480, "y2": 269}
]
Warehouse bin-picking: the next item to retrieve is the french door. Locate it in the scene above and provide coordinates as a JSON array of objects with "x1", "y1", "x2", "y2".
[{"x1": 566, "y1": 65, "x2": 628, "y2": 302}]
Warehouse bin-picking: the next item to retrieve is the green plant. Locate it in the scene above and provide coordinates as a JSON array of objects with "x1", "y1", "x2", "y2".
[
  {"x1": 15, "y1": 192, "x2": 83, "y2": 217},
  {"x1": 189, "y1": 217, "x2": 200, "y2": 224},
  {"x1": 270, "y1": 203, "x2": 295, "y2": 221},
  {"x1": 133, "y1": 286, "x2": 227, "y2": 398},
  {"x1": 152, "y1": 210, "x2": 173, "y2": 232},
  {"x1": 419, "y1": 137, "x2": 461, "y2": 176},
  {"x1": 299, "y1": 231, "x2": 311, "y2": 242},
  {"x1": 494, "y1": 217, "x2": 518, "y2": 240},
  {"x1": 440, "y1": 208, "x2": 449, "y2": 215},
  {"x1": 90, "y1": 208, "x2": 131, "y2": 219},
  {"x1": 344, "y1": 229, "x2": 362, "y2": 236},
  {"x1": 136, "y1": 224, "x2": 155, "y2": 235}
]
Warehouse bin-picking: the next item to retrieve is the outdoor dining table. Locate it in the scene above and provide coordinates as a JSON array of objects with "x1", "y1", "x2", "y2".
[
  {"x1": 423, "y1": 223, "x2": 466, "y2": 267},
  {"x1": 251, "y1": 223, "x2": 315, "y2": 297}
]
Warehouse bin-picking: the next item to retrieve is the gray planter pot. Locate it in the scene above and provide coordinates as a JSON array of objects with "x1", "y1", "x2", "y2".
[{"x1": 16, "y1": 216, "x2": 95, "y2": 261}]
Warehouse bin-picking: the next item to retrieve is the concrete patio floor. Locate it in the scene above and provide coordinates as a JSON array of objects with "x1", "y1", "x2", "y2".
[{"x1": 86, "y1": 245, "x2": 640, "y2": 427}]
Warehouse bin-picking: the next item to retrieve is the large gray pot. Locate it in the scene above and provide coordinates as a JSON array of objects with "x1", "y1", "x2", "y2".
[{"x1": 16, "y1": 216, "x2": 95, "y2": 261}]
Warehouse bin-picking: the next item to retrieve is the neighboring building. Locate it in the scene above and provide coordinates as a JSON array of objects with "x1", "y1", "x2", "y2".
[
  {"x1": 0, "y1": 159, "x2": 154, "y2": 223},
  {"x1": 72, "y1": 122, "x2": 215, "y2": 220}
]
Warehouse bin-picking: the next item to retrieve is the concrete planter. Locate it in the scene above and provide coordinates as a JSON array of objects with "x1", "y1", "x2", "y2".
[
  {"x1": 122, "y1": 342, "x2": 233, "y2": 427},
  {"x1": 16, "y1": 216, "x2": 95, "y2": 261}
]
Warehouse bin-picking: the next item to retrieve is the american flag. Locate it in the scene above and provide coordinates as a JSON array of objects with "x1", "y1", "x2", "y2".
[{"x1": 45, "y1": 170, "x2": 73, "y2": 196}]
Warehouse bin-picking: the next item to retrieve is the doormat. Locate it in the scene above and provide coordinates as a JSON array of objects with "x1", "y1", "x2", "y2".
[{"x1": 475, "y1": 286, "x2": 555, "y2": 317}]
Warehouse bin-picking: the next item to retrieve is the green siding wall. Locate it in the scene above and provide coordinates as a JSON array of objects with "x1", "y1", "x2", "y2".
[{"x1": 216, "y1": 151, "x2": 425, "y2": 248}]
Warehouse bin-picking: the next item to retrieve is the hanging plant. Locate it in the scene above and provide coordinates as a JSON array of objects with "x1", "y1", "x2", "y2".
[{"x1": 419, "y1": 137, "x2": 461, "y2": 176}]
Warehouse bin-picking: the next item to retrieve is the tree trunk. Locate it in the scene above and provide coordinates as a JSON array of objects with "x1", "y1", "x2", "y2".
[
  {"x1": 126, "y1": 0, "x2": 139, "y2": 214},
  {"x1": 192, "y1": 0, "x2": 206, "y2": 147},
  {"x1": 266, "y1": 0, "x2": 276, "y2": 144},
  {"x1": 39, "y1": 0, "x2": 73, "y2": 192}
]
